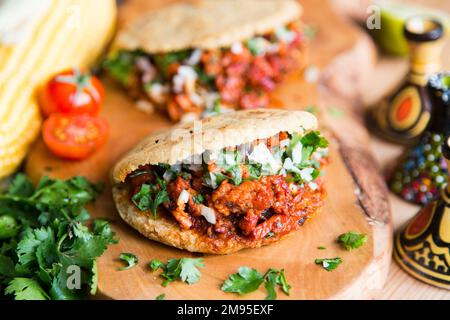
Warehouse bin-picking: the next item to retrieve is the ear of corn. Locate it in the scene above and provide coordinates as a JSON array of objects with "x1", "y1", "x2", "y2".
[{"x1": 0, "y1": 0, "x2": 117, "y2": 179}]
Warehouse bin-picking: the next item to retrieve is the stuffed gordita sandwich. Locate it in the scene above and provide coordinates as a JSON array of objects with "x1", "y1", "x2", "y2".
[
  {"x1": 104, "y1": 0, "x2": 306, "y2": 122},
  {"x1": 112, "y1": 109, "x2": 329, "y2": 254}
]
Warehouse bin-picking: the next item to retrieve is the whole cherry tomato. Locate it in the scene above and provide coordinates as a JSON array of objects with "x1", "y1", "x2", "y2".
[
  {"x1": 40, "y1": 68, "x2": 104, "y2": 117},
  {"x1": 42, "y1": 113, "x2": 108, "y2": 160}
]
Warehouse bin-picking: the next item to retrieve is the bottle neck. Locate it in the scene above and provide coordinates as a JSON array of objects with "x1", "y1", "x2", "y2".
[{"x1": 407, "y1": 39, "x2": 445, "y2": 86}]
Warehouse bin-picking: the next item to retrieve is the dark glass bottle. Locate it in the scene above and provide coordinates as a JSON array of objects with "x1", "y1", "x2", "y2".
[
  {"x1": 389, "y1": 73, "x2": 450, "y2": 205},
  {"x1": 370, "y1": 17, "x2": 446, "y2": 145}
]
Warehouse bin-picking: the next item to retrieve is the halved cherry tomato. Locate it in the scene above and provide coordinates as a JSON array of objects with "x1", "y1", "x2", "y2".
[
  {"x1": 42, "y1": 113, "x2": 108, "y2": 160},
  {"x1": 40, "y1": 68, "x2": 104, "y2": 117}
]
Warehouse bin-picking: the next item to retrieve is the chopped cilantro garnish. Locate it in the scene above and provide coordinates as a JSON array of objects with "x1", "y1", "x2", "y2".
[
  {"x1": 153, "y1": 50, "x2": 191, "y2": 79},
  {"x1": 193, "y1": 194, "x2": 205, "y2": 204},
  {"x1": 132, "y1": 176, "x2": 170, "y2": 219},
  {"x1": 338, "y1": 232, "x2": 368, "y2": 250},
  {"x1": 221, "y1": 267, "x2": 264, "y2": 295},
  {"x1": 103, "y1": 50, "x2": 143, "y2": 86},
  {"x1": 317, "y1": 246, "x2": 326, "y2": 250},
  {"x1": 315, "y1": 257, "x2": 343, "y2": 271},
  {"x1": 149, "y1": 257, "x2": 204, "y2": 286},
  {"x1": 221, "y1": 267, "x2": 291, "y2": 300},
  {"x1": 264, "y1": 269, "x2": 291, "y2": 300},
  {"x1": 155, "y1": 293, "x2": 166, "y2": 300},
  {"x1": 0, "y1": 174, "x2": 117, "y2": 300},
  {"x1": 5, "y1": 278, "x2": 50, "y2": 300},
  {"x1": 118, "y1": 253, "x2": 138, "y2": 271}
]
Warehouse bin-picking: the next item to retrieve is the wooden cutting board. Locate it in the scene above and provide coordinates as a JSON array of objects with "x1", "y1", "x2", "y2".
[{"x1": 25, "y1": 0, "x2": 392, "y2": 299}]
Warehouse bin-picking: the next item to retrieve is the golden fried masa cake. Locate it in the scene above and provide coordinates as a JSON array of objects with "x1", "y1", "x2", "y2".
[
  {"x1": 112, "y1": 109, "x2": 329, "y2": 254},
  {"x1": 104, "y1": 0, "x2": 307, "y2": 121}
]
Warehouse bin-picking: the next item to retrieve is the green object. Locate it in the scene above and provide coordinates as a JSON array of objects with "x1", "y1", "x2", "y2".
[
  {"x1": 338, "y1": 231, "x2": 368, "y2": 250},
  {"x1": 156, "y1": 293, "x2": 166, "y2": 300},
  {"x1": 315, "y1": 257, "x2": 343, "y2": 271},
  {"x1": 371, "y1": 2, "x2": 450, "y2": 56},
  {"x1": 150, "y1": 257, "x2": 205, "y2": 286},
  {"x1": 221, "y1": 267, "x2": 291, "y2": 300},
  {"x1": 0, "y1": 174, "x2": 118, "y2": 300},
  {"x1": 118, "y1": 252, "x2": 139, "y2": 271},
  {"x1": 221, "y1": 267, "x2": 265, "y2": 295},
  {"x1": 263, "y1": 269, "x2": 291, "y2": 300},
  {"x1": 0, "y1": 215, "x2": 19, "y2": 239}
]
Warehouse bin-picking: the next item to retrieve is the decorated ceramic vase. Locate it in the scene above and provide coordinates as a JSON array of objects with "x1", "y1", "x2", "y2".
[
  {"x1": 389, "y1": 72, "x2": 449, "y2": 205},
  {"x1": 370, "y1": 17, "x2": 446, "y2": 144},
  {"x1": 394, "y1": 135, "x2": 450, "y2": 290}
]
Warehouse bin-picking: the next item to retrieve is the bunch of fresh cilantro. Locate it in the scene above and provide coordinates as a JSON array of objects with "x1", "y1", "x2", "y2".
[{"x1": 0, "y1": 174, "x2": 117, "y2": 300}]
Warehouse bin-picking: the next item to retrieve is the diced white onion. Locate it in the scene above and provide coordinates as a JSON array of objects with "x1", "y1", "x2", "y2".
[
  {"x1": 200, "y1": 205, "x2": 216, "y2": 224},
  {"x1": 275, "y1": 26, "x2": 296, "y2": 43},
  {"x1": 173, "y1": 65, "x2": 197, "y2": 93},
  {"x1": 177, "y1": 190, "x2": 190, "y2": 206},
  {"x1": 224, "y1": 153, "x2": 236, "y2": 165},
  {"x1": 147, "y1": 83, "x2": 169, "y2": 104},
  {"x1": 189, "y1": 92, "x2": 203, "y2": 106},
  {"x1": 163, "y1": 170, "x2": 173, "y2": 182},
  {"x1": 231, "y1": 42, "x2": 243, "y2": 55},
  {"x1": 280, "y1": 139, "x2": 290, "y2": 149},
  {"x1": 292, "y1": 142, "x2": 303, "y2": 164},
  {"x1": 248, "y1": 143, "x2": 281, "y2": 173},
  {"x1": 288, "y1": 182, "x2": 299, "y2": 193},
  {"x1": 283, "y1": 157, "x2": 301, "y2": 174},
  {"x1": 309, "y1": 182, "x2": 318, "y2": 190},
  {"x1": 300, "y1": 168, "x2": 314, "y2": 182},
  {"x1": 185, "y1": 49, "x2": 203, "y2": 66}
]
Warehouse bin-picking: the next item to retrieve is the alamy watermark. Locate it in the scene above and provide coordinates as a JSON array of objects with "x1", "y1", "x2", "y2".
[{"x1": 366, "y1": 5, "x2": 381, "y2": 30}]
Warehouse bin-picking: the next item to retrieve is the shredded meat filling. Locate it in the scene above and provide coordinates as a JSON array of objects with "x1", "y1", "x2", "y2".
[
  {"x1": 128, "y1": 169, "x2": 325, "y2": 240},
  {"x1": 125, "y1": 130, "x2": 328, "y2": 241}
]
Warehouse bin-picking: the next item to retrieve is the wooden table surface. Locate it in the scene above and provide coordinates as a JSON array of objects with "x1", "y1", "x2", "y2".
[{"x1": 361, "y1": 0, "x2": 450, "y2": 298}]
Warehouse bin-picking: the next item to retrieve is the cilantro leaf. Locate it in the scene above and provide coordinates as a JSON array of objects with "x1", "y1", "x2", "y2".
[
  {"x1": 178, "y1": 258, "x2": 204, "y2": 284},
  {"x1": 0, "y1": 175, "x2": 117, "y2": 300},
  {"x1": 93, "y1": 219, "x2": 118, "y2": 244},
  {"x1": 5, "y1": 278, "x2": 49, "y2": 300},
  {"x1": 301, "y1": 131, "x2": 328, "y2": 151},
  {"x1": 8, "y1": 174, "x2": 34, "y2": 197},
  {"x1": 150, "y1": 257, "x2": 204, "y2": 286},
  {"x1": 151, "y1": 189, "x2": 170, "y2": 218},
  {"x1": 338, "y1": 231, "x2": 368, "y2": 250},
  {"x1": 132, "y1": 182, "x2": 169, "y2": 219},
  {"x1": 118, "y1": 253, "x2": 139, "y2": 271},
  {"x1": 149, "y1": 259, "x2": 165, "y2": 271},
  {"x1": 263, "y1": 269, "x2": 291, "y2": 300},
  {"x1": 103, "y1": 50, "x2": 142, "y2": 86},
  {"x1": 16, "y1": 226, "x2": 55, "y2": 269},
  {"x1": 153, "y1": 50, "x2": 191, "y2": 79},
  {"x1": 156, "y1": 293, "x2": 166, "y2": 300},
  {"x1": 221, "y1": 267, "x2": 264, "y2": 295},
  {"x1": 193, "y1": 194, "x2": 205, "y2": 204},
  {"x1": 315, "y1": 257, "x2": 343, "y2": 271},
  {"x1": 264, "y1": 270, "x2": 278, "y2": 300},
  {"x1": 216, "y1": 150, "x2": 243, "y2": 185},
  {"x1": 132, "y1": 184, "x2": 152, "y2": 211}
]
